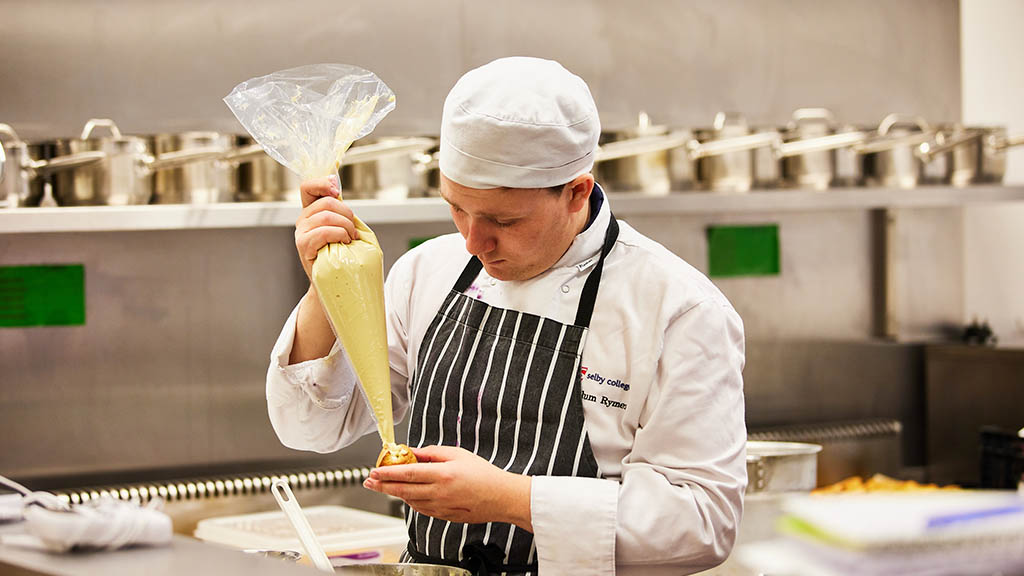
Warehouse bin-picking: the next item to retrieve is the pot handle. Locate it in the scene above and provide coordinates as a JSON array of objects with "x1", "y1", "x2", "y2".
[
  {"x1": 687, "y1": 131, "x2": 781, "y2": 160},
  {"x1": 594, "y1": 132, "x2": 692, "y2": 163},
  {"x1": 0, "y1": 124, "x2": 22, "y2": 186},
  {"x1": 340, "y1": 137, "x2": 437, "y2": 166},
  {"x1": 713, "y1": 111, "x2": 749, "y2": 131},
  {"x1": 854, "y1": 115, "x2": 936, "y2": 155},
  {"x1": 34, "y1": 151, "x2": 107, "y2": 176},
  {"x1": 217, "y1": 143, "x2": 268, "y2": 166},
  {"x1": 80, "y1": 118, "x2": 123, "y2": 140},
  {"x1": 146, "y1": 146, "x2": 228, "y2": 172},
  {"x1": 877, "y1": 113, "x2": 932, "y2": 136},
  {"x1": 0, "y1": 123, "x2": 23, "y2": 144},
  {"x1": 993, "y1": 134, "x2": 1024, "y2": 150},
  {"x1": 776, "y1": 130, "x2": 869, "y2": 158},
  {"x1": 916, "y1": 128, "x2": 985, "y2": 161},
  {"x1": 791, "y1": 108, "x2": 836, "y2": 125}
]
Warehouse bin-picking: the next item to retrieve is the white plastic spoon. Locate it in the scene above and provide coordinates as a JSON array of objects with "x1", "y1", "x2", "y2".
[{"x1": 270, "y1": 478, "x2": 334, "y2": 573}]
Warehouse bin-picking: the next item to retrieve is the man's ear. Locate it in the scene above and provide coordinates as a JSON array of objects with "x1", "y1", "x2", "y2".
[{"x1": 566, "y1": 173, "x2": 595, "y2": 213}]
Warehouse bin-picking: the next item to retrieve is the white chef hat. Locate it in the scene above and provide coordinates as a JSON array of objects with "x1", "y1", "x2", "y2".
[{"x1": 439, "y1": 56, "x2": 601, "y2": 189}]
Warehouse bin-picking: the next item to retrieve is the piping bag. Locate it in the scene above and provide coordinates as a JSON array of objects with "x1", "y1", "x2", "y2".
[{"x1": 225, "y1": 64, "x2": 412, "y2": 463}]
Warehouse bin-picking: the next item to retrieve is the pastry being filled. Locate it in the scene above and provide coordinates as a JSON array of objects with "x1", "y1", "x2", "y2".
[{"x1": 376, "y1": 443, "x2": 418, "y2": 467}]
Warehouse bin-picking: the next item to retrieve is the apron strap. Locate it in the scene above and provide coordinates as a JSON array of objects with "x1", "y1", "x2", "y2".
[
  {"x1": 452, "y1": 252, "x2": 484, "y2": 294},
  {"x1": 574, "y1": 214, "x2": 618, "y2": 328},
  {"x1": 450, "y1": 214, "x2": 620, "y2": 329}
]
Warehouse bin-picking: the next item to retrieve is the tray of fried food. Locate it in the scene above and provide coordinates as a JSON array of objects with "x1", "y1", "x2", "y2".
[{"x1": 813, "y1": 473, "x2": 961, "y2": 494}]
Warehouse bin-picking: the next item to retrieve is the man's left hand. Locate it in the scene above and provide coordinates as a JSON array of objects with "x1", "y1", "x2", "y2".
[{"x1": 363, "y1": 445, "x2": 533, "y2": 532}]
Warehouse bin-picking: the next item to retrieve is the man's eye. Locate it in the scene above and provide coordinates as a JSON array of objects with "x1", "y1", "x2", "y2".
[{"x1": 495, "y1": 220, "x2": 516, "y2": 228}]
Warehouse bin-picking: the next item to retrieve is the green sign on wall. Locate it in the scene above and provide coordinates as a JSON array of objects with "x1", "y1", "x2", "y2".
[
  {"x1": 707, "y1": 225, "x2": 780, "y2": 278},
  {"x1": 0, "y1": 265, "x2": 85, "y2": 327}
]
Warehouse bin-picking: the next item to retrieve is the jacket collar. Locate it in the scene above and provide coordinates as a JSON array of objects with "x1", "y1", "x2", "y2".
[{"x1": 552, "y1": 182, "x2": 612, "y2": 271}]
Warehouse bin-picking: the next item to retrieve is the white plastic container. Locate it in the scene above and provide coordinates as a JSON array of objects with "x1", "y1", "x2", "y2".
[{"x1": 194, "y1": 505, "x2": 408, "y2": 564}]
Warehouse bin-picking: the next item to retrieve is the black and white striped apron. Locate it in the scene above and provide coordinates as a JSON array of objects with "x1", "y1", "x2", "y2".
[{"x1": 401, "y1": 215, "x2": 619, "y2": 576}]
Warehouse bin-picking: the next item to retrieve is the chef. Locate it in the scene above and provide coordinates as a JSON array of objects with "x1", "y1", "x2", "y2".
[{"x1": 267, "y1": 56, "x2": 746, "y2": 576}]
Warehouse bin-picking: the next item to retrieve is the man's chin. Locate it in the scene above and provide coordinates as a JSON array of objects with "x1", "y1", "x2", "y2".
[
  {"x1": 481, "y1": 260, "x2": 511, "y2": 280},
  {"x1": 481, "y1": 260, "x2": 541, "y2": 282}
]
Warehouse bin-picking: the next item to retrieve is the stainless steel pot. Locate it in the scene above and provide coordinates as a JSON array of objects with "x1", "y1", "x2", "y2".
[
  {"x1": 45, "y1": 119, "x2": 228, "y2": 206},
  {"x1": 777, "y1": 109, "x2": 870, "y2": 191},
  {"x1": 594, "y1": 112, "x2": 673, "y2": 195},
  {"x1": 690, "y1": 113, "x2": 781, "y2": 194},
  {"x1": 151, "y1": 131, "x2": 234, "y2": 204},
  {"x1": 340, "y1": 137, "x2": 437, "y2": 200},
  {"x1": 855, "y1": 114, "x2": 938, "y2": 189},
  {"x1": 918, "y1": 124, "x2": 1024, "y2": 187},
  {"x1": 219, "y1": 136, "x2": 300, "y2": 203},
  {"x1": 746, "y1": 441, "x2": 822, "y2": 493},
  {"x1": 0, "y1": 124, "x2": 51, "y2": 208}
]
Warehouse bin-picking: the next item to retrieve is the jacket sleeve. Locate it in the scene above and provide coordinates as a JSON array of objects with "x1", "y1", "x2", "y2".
[
  {"x1": 265, "y1": 266, "x2": 414, "y2": 454},
  {"x1": 531, "y1": 299, "x2": 747, "y2": 575}
]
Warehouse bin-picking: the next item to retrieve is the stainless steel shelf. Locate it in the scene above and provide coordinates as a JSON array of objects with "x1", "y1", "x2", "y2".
[{"x1": 3, "y1": 185, "x2": 1024, "y2": 234}]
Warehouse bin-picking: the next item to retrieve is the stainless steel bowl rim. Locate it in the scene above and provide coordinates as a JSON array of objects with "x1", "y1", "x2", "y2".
[{"x1": 746, "y1": 440, "x2": 823, "y2": 458}]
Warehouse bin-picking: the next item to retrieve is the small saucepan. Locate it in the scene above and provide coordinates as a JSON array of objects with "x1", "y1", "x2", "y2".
[
  {"x1": 689, "y1": 112, "x2": 781, "y2": 193},
  {"x1": 854, "y1": 114, "x2": 938, "y2": 189},
  {"x1": 776, "y1": 108, "x2": 870, "y2": 191},
  {"x1": 917, "y1": 124, "x2": 1024, "y2": 187},
  {"x1": 0, "y1": 124, "x2": 53, "y2": 208}
]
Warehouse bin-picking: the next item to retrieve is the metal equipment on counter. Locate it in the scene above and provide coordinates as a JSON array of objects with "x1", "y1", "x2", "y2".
[
  {"x1": 745, "y1": 441, "x2": 822, "y2": 493},
  {"x1": 749, "y1": 419, "x2": 904, "y2": 487}
]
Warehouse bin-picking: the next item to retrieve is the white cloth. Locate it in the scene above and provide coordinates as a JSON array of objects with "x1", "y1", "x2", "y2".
[
  {"x1": 0, "y1": 493, "x2": 171, "y2": 553},
  {"x1": 267, "y1": 195, "x2": 747, "y2": 575},
  {"x1": 439, "y1": 57, "x2": 600, "y2": 189}
]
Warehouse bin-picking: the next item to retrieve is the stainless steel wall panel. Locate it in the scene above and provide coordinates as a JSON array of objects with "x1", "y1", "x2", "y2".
[{"x1": 0, "y1": 0, "x2": 960, "y2": 139}]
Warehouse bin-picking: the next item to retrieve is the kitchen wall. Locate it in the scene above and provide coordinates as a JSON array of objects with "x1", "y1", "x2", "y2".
[
  {"x1": 0, "y1": 0, "x2": 960, "y2": 139},
  {"x1": 961, "y1": 0, "x2": 1024, "y2": 345},
  {"x1": 0, "y1": 1, "x2": 967, "y2": 482}
]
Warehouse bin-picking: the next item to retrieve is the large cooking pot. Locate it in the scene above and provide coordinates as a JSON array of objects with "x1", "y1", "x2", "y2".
[
  {"x1": 594, "y1": 112, "x2": 673, "y2": 195},
  {"x1": 855, "y1": 114, "x2": 938, "y2": 189},
  {"x1": 0, "y1": 124, "x2": 52, "y2": 208},
  {"x1": 690, "y1": 113, "x2": 781, "y2": 193},
  {"x1": 45, "y1": 119, "x2": 227, "y2": 206},
  {"x1": 217, "y1": 136, "x2": 300, "y2": 203},
  {"x1": 746, "y1": 441, "x2": 822, "y2": 493},
  {"x1": 340, "y1": 137, "x2": 437, "y2": 200},
  {"x1": 777, "y1": 109, "x2": 870, "y2": 191},
  {"x1": 918, "y1": 124, "x2": 1024, "y2": 187},
  {"x1": 151, "y1": 131, "x2": 234, "y2": 204}
]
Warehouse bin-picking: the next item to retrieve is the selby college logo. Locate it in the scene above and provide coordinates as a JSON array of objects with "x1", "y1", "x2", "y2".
[
  {"x1": 578, "y1": 366, "x2": 630, "y2": 410},
  {"x1": 580, "y1": 366, "x2": 630, "y2": 391}
]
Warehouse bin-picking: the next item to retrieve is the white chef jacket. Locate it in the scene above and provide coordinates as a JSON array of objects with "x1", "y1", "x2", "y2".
[{"x1": 267, "y1": 191, "x2": 747, "y2": 576}]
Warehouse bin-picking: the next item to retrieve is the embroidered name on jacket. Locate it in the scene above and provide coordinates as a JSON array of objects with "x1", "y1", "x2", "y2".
[{"x1": 580, "y1": 366, "x2": 629, "y2": 410}]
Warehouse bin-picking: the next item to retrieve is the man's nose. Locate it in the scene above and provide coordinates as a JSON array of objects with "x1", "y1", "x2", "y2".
[{"x1": 464, "y1": 218, "x2": 496, "y2": 256}]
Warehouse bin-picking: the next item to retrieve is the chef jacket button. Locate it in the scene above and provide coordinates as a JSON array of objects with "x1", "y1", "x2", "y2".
[
  {"x1": 561, "y1": 284, "x2": 570, "y2": 294},
  {"x1": 489, "y1": 278, "x2": 497, "y2": 286}
]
